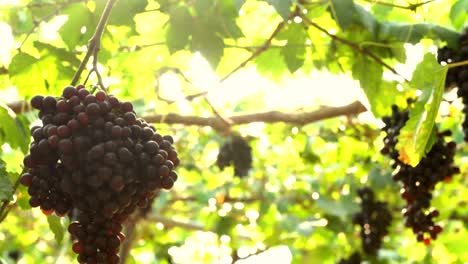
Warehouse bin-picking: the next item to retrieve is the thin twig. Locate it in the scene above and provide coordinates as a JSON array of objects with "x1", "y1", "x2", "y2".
[
  {"x1": 300, "y1": 13, "x2": 409, "y2": 82},
  {"x1": 203, "y1": 97, "x2": 233, "y2": 131},
  {"x1": 117, "y1": 42, "x2": 329, "y2": 53},
  {"x1": 118, "y1": 42, "x2": 166, "y2": 52},
  {"x1": 70, "y1": 0, "x2": 117, "y2": 87},
  {"x1": 219, "y1": 21, "x2": 287, "y2": 83},
  {"x1": 154, "y1": 67, "x2": 192, "y2": 104},
  {"x1": 361, "y1": 0, "x2": 438, "y2": 11}
]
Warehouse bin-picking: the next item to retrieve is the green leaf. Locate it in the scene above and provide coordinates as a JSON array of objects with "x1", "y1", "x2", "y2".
[
  {"x1": 33, "y1": 41, "x2": 81, "y2": 67},
  {"x1": 330, "y1": 0, "x2": 356, "y2": 30},
  {"x1": 0, "y1": 103, "x2": 30, "y2": 153},
  {"x1": 450, "y1": 0, "x2": 468, "y2": 30},
  {"x1": 215, "y1": 215, "x2": 236, "y2": 235},
  {"x1": 191, "y1": 28, "x2": 225, "y2": 69},
  {"x1": 396, "y1": 53, "x2": 447, "y2": 166},
  {"x1": 8, "y1": 53, "x2": 38, "y2": 77},
  {"x1": 58, "y1": 3, "x2": 95, "y2": 50},
  {"x1": 9, "y1": 52, "x2": 73, "y2": 96},
  {"x1": 265, "y1": 0, "x2": 293, "y2": 21},
  {"x1": 166, "y1": 6, "x2": 193, "y2": 52},
  {"x1": 316, "y1": 197, "x2": 358, "y2": 217},
  {"x1": 305, "y1": 3, "x2": 330, "y2": 19},
  {"x1": 195, "y1": 0, "x2": 214, "y2": 14},
  {"x1": 255, "y1": 48, "x2": 288, "y2": 80},
  {"x1": 276, "y1": 23, "x2": 307, "y2": 73},
  {"x1": 233, "y1": 0, "x2": 247, "y2": 10},
  {"x1": 379, "y1": 23, "x2": 460, "y2": 49},
  {"x1": 47, "y1": 215, "x2": 65, "y2": 245},
  {"x1": 0, "y1": 160, "x2": 13, "y2": 201},
  {"x1": 97, "y1": 0, "x2": 148, "y2": 34},
  {"x1": 215, "y1": 0, "x2": 244, "y2": 39},
  {"x1": 354, "y1": 4, "x2": 378, "y2": 36},
  {"x1": 352, "y1": 55, "x2": 400, "y2": 117}
]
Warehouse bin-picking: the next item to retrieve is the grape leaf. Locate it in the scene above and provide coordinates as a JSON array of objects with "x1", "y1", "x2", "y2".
[
  {"x1": 379, "y1": 23, "x2": 460, "y2": 49},
  {"x1": 0, "y1": 103, "x2": 29, "y2": 153},
  {"x1": 8, "y1": 53, "x2": 38, "y2": 77},
  {"x1": 316, "y1": 196, "x2": 359, "y2": 217},
  {"x1": 276, "y1": 23, "x2": 307, "y2": 73},
  {"x1": 0, "y1": 159, "x2": 13, "y2": 201},
  {"x1": 255, "y1": 48, "x2": 288, "y2": 80},
  {"x1": 191, "y1": 28, "x2": 225, "y2": 69},
  {"x1": 352, "y1": 55, "x2": 400, "y2": 117},
  {"x1": 47, "y1": 215, "x2": 65, "y2": 245},
  {"x1": 265, "y1": 0, "x2": 293, "y2": 21},
  {"x1": 33, "y1": 41, "x2": 81, "y2": 67},
  {"x1": 450, "y1": 0, "x2": 468, "y2": 30},
  {"x1": 58, "y1": 3, "x2": 95, "y2": 50},
  {"x1": 109, "y1": 0, "x2": 148, "y2": 26},
  {"x1": 233, "y1": 0, "x2": 247, "y2": 10},
  {"x1": 396, "y1": 53, "x2": 447, "y2": 166},
  {"x1": 195, "y1": 0, "x2": 214, "y2": 14},
  {"x1": 330, "y1": 0, "x2": 356, "y2": 30},
  {"x1": 354, "y1": 4, "x2": 378, "y2": 36},
  {"x1": 166, "y1": 6, "x2": 193, "y2": 52}
]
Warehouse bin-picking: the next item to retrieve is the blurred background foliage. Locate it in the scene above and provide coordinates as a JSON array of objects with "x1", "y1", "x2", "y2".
[{"x1": 0, "y1": 0, "x2": 467, "y2": 263}]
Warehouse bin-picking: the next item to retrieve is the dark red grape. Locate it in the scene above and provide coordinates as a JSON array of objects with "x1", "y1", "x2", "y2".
[
  {"x1": 63, "y1": 86, "x2": 78, "y2": 99},
  {"x1": 31, "y1": 95, "x2": 44, "y2": 110},
  {"x1": 96, "y1": 91, "x2": 106, "y2": 102}
]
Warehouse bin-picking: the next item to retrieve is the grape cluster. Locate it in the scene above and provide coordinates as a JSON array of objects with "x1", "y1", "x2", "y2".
[
  {"x1": 352, "y1": 187, "x2": 392, "y2": 255},
  {"x1": 437, "y1": 27, "x2": 468, "y2": 140},
  {"x1": 380, "y1": 104, "x2": 410, "y2": 166},
  {"x1": 216, "y1": 135, "x2": 252, "y2": 177},
  {"x1": 337, "y1": 252, "x2": 361, "y2": 264},
  {"x1": 20, "y1": 85, "x2": 180, "y2": 263},
  {"x1": 381, "y1": 104, "x2": 459, "y2": 245}
]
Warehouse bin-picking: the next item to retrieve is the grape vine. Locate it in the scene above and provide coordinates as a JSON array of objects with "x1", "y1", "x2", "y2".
[
  {"x1": 352, "y1": 187, "x2": 392, "y2": 255},
  {"x1": 381, "y1": 103, "x2": 459, "y2": 245},
  {"x1": 216, "y1": 135, "x2": 253, "y2": 178},
  {"x1": 20, "y1": 85, "x2": 180, "y2": 264}
]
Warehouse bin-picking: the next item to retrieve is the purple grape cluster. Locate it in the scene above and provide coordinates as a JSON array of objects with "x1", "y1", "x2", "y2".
[
  {"x1": 437, "y1": 27, "x2": 468, "y2": 140},
  {"x1": 216, "y1": 135, "x2": 252, "y2": 177},
  {"x1": 352, "y1": 187, "x2": 392, "y2": 255},
  {"x1": 381, "y1": 104, "x2": 459, "y2": 245},
  {"x1": 20, "y1": 85, "x2": 180, "y2": 263}
]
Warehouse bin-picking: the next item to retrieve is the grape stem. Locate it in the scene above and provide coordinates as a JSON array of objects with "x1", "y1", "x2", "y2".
[
  {"x1": 448, "y1": 59, "x2": 468, "y2": 69},
  {"x1": 70, "y1": 0, "x2": 118, "y2": 90}
]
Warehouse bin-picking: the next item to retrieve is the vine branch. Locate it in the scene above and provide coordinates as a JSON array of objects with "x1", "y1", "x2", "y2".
[
  {"x1": 145, "y1": 101, "x2": 367, "y2": 131},
  {"x1": 70, "y1": 0, "x2": 117, "y2": 89},
  {"x1": 7, "y1": 100, "x2": 367, "y2": 130}
]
